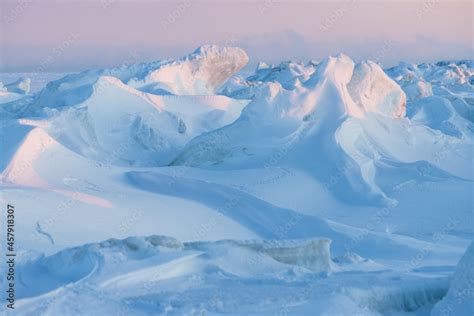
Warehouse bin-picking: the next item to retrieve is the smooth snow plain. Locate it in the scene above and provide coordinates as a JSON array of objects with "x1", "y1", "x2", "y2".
[{"x1": 0, "y1": 46, "x2": 473, "y2": 315}]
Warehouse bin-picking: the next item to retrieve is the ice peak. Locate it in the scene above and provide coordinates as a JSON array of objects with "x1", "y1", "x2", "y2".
[{"x1": 192, "y1": 44, "x2": 247, "y2": 57}]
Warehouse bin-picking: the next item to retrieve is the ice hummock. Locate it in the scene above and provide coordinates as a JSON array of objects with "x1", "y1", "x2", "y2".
[
  {"x1": 173, "y1": 53, "x2": 473, "y2": 206},
  {"x1": 26, "y1": 44, "x2": 248, "y2": 114},
  {"x1": 348, "y1": 61, "x2": 406, "y2": 118}
]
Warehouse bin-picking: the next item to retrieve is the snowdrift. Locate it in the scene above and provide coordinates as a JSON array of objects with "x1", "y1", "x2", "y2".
[
  {"x1": 387, "y1": 60, "x2": 473, "y2": 86},
  {"x1": 0, "y1": 45, "x2": 249, "y2": 166},
  {"x1": 1, "y1": 127, "x2": 58, "y2": 188},
  {"x1": 431, "y1": 242, "x2": 474, "y2": 316},
  {"x1": 247, "y1": 60, "x2": 317, "y2": 89},
  {"x1": 125, "y1": 170, "x2": 450, "y2": 260},
  {"x1": 11, "y1": 234, "x2": 457, "y2": 316},
  {"x1": 221, "y1": 60, "x2": 317, "y2": 99},
  {"x1": 173, "y1": 54, "x2": 473, "y2": 205},
  {"x1": 130, "y1": 45, "x2": 249, "y2": 95},
  {"x1": 407, "y1": 96, "x2": 473, "y2": 138},
  {"x1": 21, "y1": 45, "x2": 247, "y2": 115},
  {"x1": 14, "y1": 235, "x2": 332, "y2": 300},
  {"x1": 45, "y1": 76, "x2": 247, "y2": 165}
]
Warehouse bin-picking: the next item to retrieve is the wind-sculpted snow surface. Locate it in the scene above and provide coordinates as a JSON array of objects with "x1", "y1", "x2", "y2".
[
  {"x1": 407, "y1": 96, "x2": 473, "y2": 138},
  {"x1": 431, "y1": 242, "x2": 474, "y2": 316},
  {"x1": 1, "y1": 47, "x2": 473, "y2": 315},
  {"x1": 0, "y1": 45, "x2": 248, "y2": 118},
  {"x1": 174, "y1": 54, "x2": 472, "y2": 206},
  {"x1": 9, "y1": 236, "x2": 333, "y2": 315},
  {"x1": 130, "y1": 45, "x2": 249, "y2": 95},
  {"x1": 8, "y1": 235, "x2": 460, "y2": 315},
  {"x1": 0, "y1": 45, "x2": 249, "y2": 165},
  {"x1": 2, "y1": 127, "x2": 58, "y2": 188},
  {"x1": 19, "y1": 45, "x2": 248, "y2": 115},
  {"x1": 387, "y1": 60, "x2": 473, "y2": 86},
  {"x1": 44, "y1": 76, "x2": 247, "y2": 165}
]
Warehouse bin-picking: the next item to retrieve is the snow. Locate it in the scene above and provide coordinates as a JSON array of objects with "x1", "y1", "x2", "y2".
[
  {"x1": 3, "y1": 77, "x2": 31, "y2": 94},
  {"x1": 2, "y1": 127, "x2": 58, "y2": 188},
  {"x1": 46, "y1": 75, "x2": 247, "y2": 165},
  {"x1": 348, "y1": 61, "x2": 407, "y2": 118},
  {"x1": 9, "y1": 235, "x2": 456, "y2": 315},
  {"x1": 431, "y1": 242, "x2": 474, "y2": 316},
  {"x1": 407, "y1": 96, "x2": 473, "y2": 138},
  {"x1": 403, "y1": 80, "x2": 433, "y2": 101},
  {"x1": 0, "y1": 76, "x2": 35, "y2": 105},
  {"x1": 0, "y1": 46, "x2": 473, "y2": 315},
  {"x1": 247, "y1": 60, "x2": 316, "y2": 89},
  {"x1": 22, "y1": 45, "x2": 248, "y2": 116},
  {"x1": 128, "y1": 45, "x2": 249, "y2": 95},
  {"x1": 174, "y1": 53, "x2": 472, "y2": 205},
  {"x1": 0, "y1": 91, "x2": 26, "y2": 104},
  {"x1": 0, "y1": 72, "x2": 67, "y2": 93},
  {"x1": 11, "y1": 235, "x2": 332, "y2": 315}
]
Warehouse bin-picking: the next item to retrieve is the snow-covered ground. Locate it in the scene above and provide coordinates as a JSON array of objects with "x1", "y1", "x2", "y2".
[{"x1": 0, "y1": 46, "x2": 472, "y2": 315}]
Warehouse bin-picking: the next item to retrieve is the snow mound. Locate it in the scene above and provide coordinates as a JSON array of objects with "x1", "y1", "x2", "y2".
[
  {"x1": 386, "y1": 61, "x2": 424, "y2": 83},
  {"x1": 387, "y1": 60, "x2": 473, "y2": 86},
  {"x1": 4, "y1": 77, "x2": 31, "y2": 94},
  {"x1": 407, "y1": 96, "x2": 473, "y2": 138},
  {"x1": 46, "y1": 76, "x2": 247, "y2": 166},
  {"x1": 403, "y1": 79, "x2": 433, "y2": 101},
  {"x1": 25, "y1": 45, "x2": 247, "y2": 115},
  {"x1": 348, "y1": 61, "x2": 406, "y2": 118},
  {"x1": 129, "y1": 45, "x2": 249, "y2": 95},
  {"x1": 220, "y1": 60, "x2": 318, "y2": 99},
  {"x1": 431, "y1": 242, "x2": 474, "y2": 316},
  {"x1": 429, "y1": 61, "x2": 473, "y2": 85},
  {"x1": 15, "y1": 235, "x2": 332, "y2": 299},
  {"x1": 175, "y1": 54, "x2": 359, "y2": 164},
  {"x1": 1, "y1": 127, "x2": 58, "y2": 188},
  {"x1": 247, "y1": 60, "x2": 317, "y2": 89},
  {"x1": 173, "y1": 54, "x2": 473, "y2": 205}
]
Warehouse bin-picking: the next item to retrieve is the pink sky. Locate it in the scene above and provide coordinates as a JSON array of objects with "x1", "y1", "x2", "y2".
[{"x1": 1, "y1": 0, "x2": 472, "y2": 71}]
